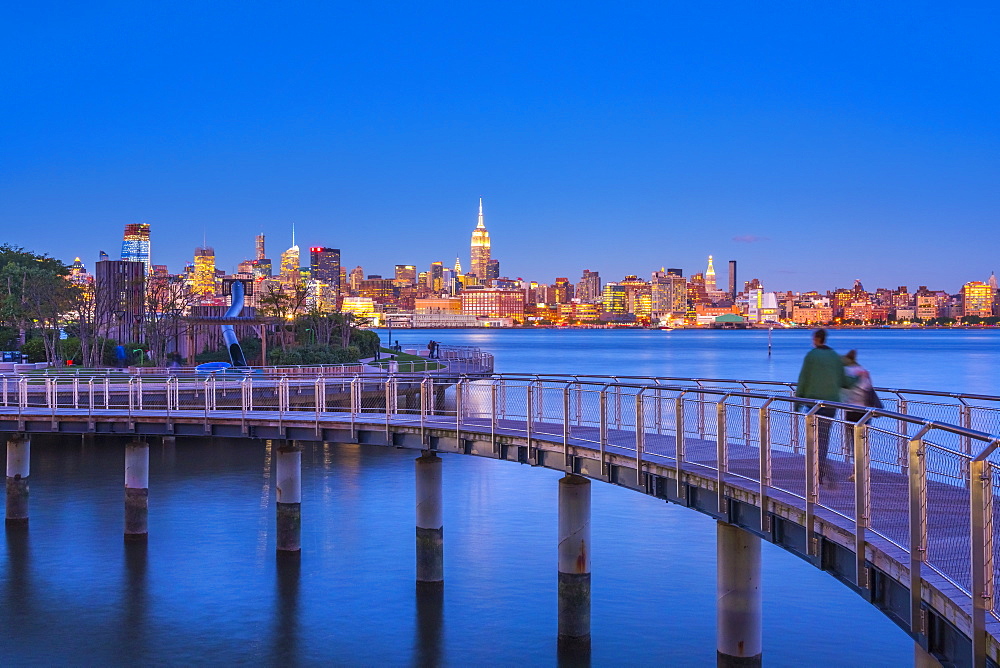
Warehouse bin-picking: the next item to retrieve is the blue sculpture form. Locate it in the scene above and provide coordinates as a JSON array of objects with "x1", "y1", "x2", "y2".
[{"x1": 223, "y1": 280, "x2": 249, "y2": 367}]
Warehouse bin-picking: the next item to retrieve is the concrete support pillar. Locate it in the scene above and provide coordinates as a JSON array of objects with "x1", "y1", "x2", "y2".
[
  {"x1": 124, "y1": 440, "x2": 149, "y2": 542},
  {"x1": 717, "y1": 522, "x2": 762, "y2": 667},
  {"x1": 6, "y1": 435, "x2": 30, "y2": 525},
  {"x1": 558, "y1": 474, "x2": 591, "y2": 640},
  {"x1": 415, "y1": 452, "x2": 443, "y2": 584},
  {"x1": 276, "y1": 440, "x2": 302, "y2": 552},
  {"x1": 914, "y1": 642, "x2": 941, "y2": 668}
]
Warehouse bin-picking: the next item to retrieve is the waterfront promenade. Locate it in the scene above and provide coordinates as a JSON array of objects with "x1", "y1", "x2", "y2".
[{"x1": 2, "y1": 353, "x2": 999, "y2": 665}]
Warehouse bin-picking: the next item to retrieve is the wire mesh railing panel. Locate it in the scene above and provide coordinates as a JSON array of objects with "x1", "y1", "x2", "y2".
[
  {"x1": 643, "y1": 395, "x2": 679, "y2": 460},
  {"x1": 724, "y1": 401, "x2": 762, "y2": 483},
  {"x1": 924, "y1": 442, "x2": 972, "y2": 594},
  {"x1": 867, "y1": 426, "x2": 910, "y2": 552},
  {"x1": 970, "y1": 405, "x2": 1000, "y2": 443},
  {"x1": 867, "y1": 421, "x2": 907, "y2": 473},
  {"x1": 768, "y1": 408, "x2": 807, "y2": 500},
  {"x1": 462, "y1": 380, "x2": 495, "y2": 421},
  {"x1": 500, "y1": 382, "x2": 530, "y2": 424},
  {"x1": 569, "y1": 388, "x2": 604, "y2": 446}
]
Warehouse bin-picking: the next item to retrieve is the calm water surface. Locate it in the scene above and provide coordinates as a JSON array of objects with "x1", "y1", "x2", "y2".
[{"x1": 5, "y1": 329, "x2": 999, "y2": 665}]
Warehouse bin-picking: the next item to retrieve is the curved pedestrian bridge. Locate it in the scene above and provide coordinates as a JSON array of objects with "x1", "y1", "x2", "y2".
[{"x1": 3, "y1": 368, "x2": 1000, "y2": 666}]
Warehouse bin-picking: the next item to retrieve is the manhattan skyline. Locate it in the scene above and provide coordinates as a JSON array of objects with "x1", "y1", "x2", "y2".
[{"x1": 2, "y1": 3, "x2": 998, "y2": 291}]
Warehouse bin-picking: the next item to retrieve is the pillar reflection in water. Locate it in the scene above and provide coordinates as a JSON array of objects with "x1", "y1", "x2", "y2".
[
  {"x1": 272, "y1": 551, "x2": 300, "y2": 665},
  {"x1": 120, "y1": 542, "x2": 148, "y2": 654},
  {"x1": 414, "y1": 582, "x2": 443, "y2": 668},
  {"x1": 3, "y1": 522, "x2": 31, "y2": 623}
]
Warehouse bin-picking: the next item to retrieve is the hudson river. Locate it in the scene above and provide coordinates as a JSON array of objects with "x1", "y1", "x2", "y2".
[{"x1": 4, "y1": 328, "x2": 999, "y2": 665}]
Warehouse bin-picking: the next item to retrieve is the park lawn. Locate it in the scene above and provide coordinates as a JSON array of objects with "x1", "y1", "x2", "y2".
[{"x1": 370, "y1": 349, "x2": 443, "y2": 372}]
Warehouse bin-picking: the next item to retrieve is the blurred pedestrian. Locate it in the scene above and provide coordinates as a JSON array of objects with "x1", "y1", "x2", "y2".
[{"x1": 795, "y1": 329, "x2": 854, "y2": 487}]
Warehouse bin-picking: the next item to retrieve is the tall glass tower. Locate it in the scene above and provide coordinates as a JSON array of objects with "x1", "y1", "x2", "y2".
[
  {"x1": 470, "y1": 198, "x2": 491, "y2": 281},
  {"x1": 121, "y1": 223, "x2": 151, "y2": 273}
]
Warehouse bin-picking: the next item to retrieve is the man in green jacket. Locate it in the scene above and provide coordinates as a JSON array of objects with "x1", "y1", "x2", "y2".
[{"x1": 796, "y1": 329, "x2": 854, "y2": 486}]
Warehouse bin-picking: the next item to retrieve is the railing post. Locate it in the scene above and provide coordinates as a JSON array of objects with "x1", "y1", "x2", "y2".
[
  {"x1": 526, "y1": 382, "x2": 535, "y2": 464},
  {"x1": 697, "y1": 381, "x2": 706, "y2": 438},
  {"x1": 385, "y1": 374, "x2": 394, "y2": 442},
  {"x1": 635, "y1": 388, "x2": 647, "y2": 487},
  {"x1": 896, "y1": 393, "x2": 909, "y2": 468},
  {"x1": 854, "y1": 412, "x2": 874, "y2": 590},
  {"x1": 961, "y1": 401, "x2": 972, "y2": 485},
  {"x1": 599, "y1": 386, "x2": 609, "y2": 479},
  {"x1": 908, "y1": 425, "x2": 932, "y2": 637},
  {"x1": 455, "y1": 376, "x2": 465, "y2": 452},
  {"x1": 654, "y1": 384, "x2": 663, "y2": 435},
  {"x1": 716, "y1": 394, "x2": 731, "y2": 515},
  {"x1": 804, "y1": 404, "x2": 823, "y2": 559},
  {"x1": 575, "y1": 382, "x2": 583, "y2": 427},
  {"x1": 420, "y1": 376, "x2": 430, "y2": 446},
  {"x1": 758, "y1": 398, "x2": 774, "y2": 533},
  {"x1": 970, "y1": 456, "x2": 994, "y2": 668},
  {"x1": 741, "y1": 382, "x2": 751, "y2": 445},
  {"x1": 491, "y1": 380, "x2": 498, "y2": 454},
  {"x1": 675, "y1": 392, "x2": 687, "y2": 499},
  {"x1": 614, "y1": 384, "x2": 622, "y2": 430},
  {"x1": 563, "y1": 383, "x2": 572, "y2": 472}
]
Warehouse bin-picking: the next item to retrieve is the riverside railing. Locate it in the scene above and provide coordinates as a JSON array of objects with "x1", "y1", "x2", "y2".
[{"x1": 1, "y1": 371, "x2": 999, "y2": 664}]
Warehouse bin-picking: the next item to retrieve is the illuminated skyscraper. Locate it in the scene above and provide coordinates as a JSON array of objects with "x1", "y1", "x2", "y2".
[
  {"x1": 962, "y1": 281, "x2": 994, "y2": 318},
  {"x1": 349, "y1": 266, "x2": 365, "y2": 292},
  {"x1": 310, "y1": 247, "x2": 340, "y2": 290},
  {"x1": 256, "y1": 234, "x2": 266, "y2": 260},
  {"x1": 395, "y1": 265, "x2": 417, "y2": 287},
  {"x1": 576, "y1": 270, "x2": 601, "y2": 303},
  {"x1": 193, "y1": 247, "x2": 216, "y2": 297},
  {"x1": 553, "y1": 278, "x2": 572, "y2": 304},
  {"x1": 651, "y1": 269, "x2": 687, "y2": 320},
  {"x1": 486, "y1": 259, "x2": 500, "y2": 281},
  {"x1": 705, "y1": 255, "x2": 717, "y2": 292},
  {"x1": 470, "y1": 198, "x2": 491, "y2": 280},
  {"x1": 429, "y1": 262, "x2": 444, "y2": 292},
  {"x1": 280, "y1": 243, "x2": 300, "y2": 289},
  {"x1": 121, "y1": 223, "x2": 151, "y2": 273}
]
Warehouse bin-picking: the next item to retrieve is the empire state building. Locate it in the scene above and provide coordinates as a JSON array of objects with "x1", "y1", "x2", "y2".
[{"x1": 470, "y1": 198, "x2": 491, "y2": 279}]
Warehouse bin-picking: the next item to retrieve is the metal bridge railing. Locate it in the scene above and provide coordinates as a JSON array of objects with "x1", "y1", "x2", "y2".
[{"x1": 1, "y1": 370, "x2": 999, "y2": 664}]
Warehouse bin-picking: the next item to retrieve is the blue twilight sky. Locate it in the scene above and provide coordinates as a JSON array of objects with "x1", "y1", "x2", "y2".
[{"x1": 1, "y1": 2, "x2": 998, "y2": 293}]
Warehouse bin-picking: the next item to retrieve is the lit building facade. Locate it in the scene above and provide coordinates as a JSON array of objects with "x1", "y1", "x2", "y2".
[
  {"x1": 395, "y1": 265, "x2": 417, "y2": 287},
  {"x1": 576, "y1": 270, "x2": 601, "y2": 303},
  {"x1": 121, "y1": 223, "x2": 151, "y2": 273},
  {"x1": 279, "y1": 244, "x2": 300, "y2": 289},
  {"x1": 310, "y1": 247, "x2": 341, "y2": 297},
  {"x1": 601, "y1": 283, "x2": 627, "y2": 316},
  {"x1": 651, "y1": 270, "x2": 687, "y2": 320},
  {"x1": 470, "y1": 198, "x2": 491, "y2": 281},
  {"x1": 193, "y1": 247, "x2": 216, "y2": 297},
  {"x1": 962, "y1": 281, "x2": 995, "y2": 318},
  {"x1": 428, "y1": 262, "x2": 444, "y2": 293},
  {"x1": 705, "y1": 255, "x2": 716, "y2": 292},
  {"x1": 461, "y1": 288, "x2": 524, "y2": 320}
]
